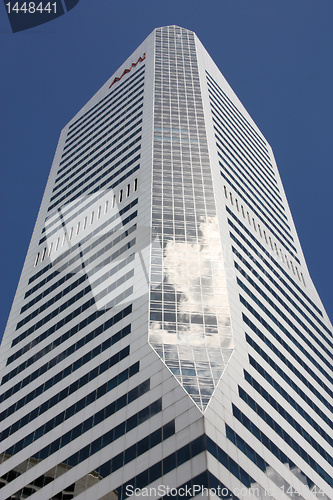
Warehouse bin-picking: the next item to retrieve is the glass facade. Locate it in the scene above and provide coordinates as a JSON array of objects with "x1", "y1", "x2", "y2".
[{"x1": 149, "y1": 27, "x2": 233, "y2": 411}]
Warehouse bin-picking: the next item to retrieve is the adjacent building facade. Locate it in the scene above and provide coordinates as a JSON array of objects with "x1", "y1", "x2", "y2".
[{"x1": 0, "y1": 26, "x2": 332, "y2": 500}]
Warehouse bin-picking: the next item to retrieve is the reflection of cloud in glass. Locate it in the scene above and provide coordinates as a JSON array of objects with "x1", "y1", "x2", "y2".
[{"x1": 149, "y1": 216, "x2": 234, "y2": 411}]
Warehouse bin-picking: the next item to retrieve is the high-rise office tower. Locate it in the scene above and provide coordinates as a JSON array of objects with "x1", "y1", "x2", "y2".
[{"x1": 0, "y1": 25, "x2": 332, "y2": 500}]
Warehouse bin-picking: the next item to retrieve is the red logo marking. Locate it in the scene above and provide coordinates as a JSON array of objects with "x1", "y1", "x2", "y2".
[{"x1": 109, "y1": 53, "x2": 146, "y2": 89}]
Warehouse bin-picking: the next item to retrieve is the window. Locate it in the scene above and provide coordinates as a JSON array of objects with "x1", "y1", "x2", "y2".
[
  {"x1": 34, "y1": 253, "x2": 40, "y2": 267},
  {"x1": 41, "y1": 248, "x2": 47, "y2": 262}
]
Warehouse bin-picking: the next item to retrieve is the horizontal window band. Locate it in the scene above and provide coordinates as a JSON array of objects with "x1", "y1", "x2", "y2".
[
  {"x1": 239, "y1": 282, "x2": 333, "y2": 370},
  {"x1": 0, "y1": 347, "x2": 136, "y2": 426},
  {"x1": 235, "y1": 390, "x2": 333, "y2": 486},
  {"x1": 231, "y1": 241, "x2": 331, "y2": 338},
  {"x1": 226, "y1": 209, "x2": 323, "y2": 316},
  {"x1": 49, "y1": 134, "x2": 142, "y2": 208},
  {"x1": 3, "y1": 397, "x2": 164, "y2": 497},
  {"x1": 56, "y1": 116, "x2": 143, "y2": 191},
  {"x1": 244, "y1": 319, "x2": 333, "y2": 416},
  {"x1": 3, "y1": 371, "x2": 148, "y2": 457},
  {"x1": 66, "y1": 67, "x2": 145, "y2": 137}
]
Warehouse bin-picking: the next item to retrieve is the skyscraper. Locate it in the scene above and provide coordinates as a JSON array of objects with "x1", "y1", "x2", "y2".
[{"x1": 0, "y1": 24, "x2": 332, "y2": 500}]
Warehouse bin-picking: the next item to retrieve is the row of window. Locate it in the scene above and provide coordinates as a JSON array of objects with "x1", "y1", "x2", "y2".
[
  {"x1": 239, "y1": 280, "x2": 332, "y2": 371},
  {"x1": 56, "y1": 115, "x2": 142, "y2": 192},
  {"x1": 221, "y1": 162, "x2": 293, "y2": 253},
  {"x1": 207, "y1": 76, "x2": 273, "y2": 176},
  {"x1": 232, "y1": 244, "x2": 331, "y2": 341},
  {"x1": 217, "y1": 140, "x2": 287, "y2": 226},
  {"x1": 62, "y1": 93, "x2": 142, "y2": 178},
  {"x1": 236, "y1": 261, "x2": 332, "y2": 354},
  {"x1": 209, "y1": 91, "x2": 277, "y2": 193},
  {"x1": 227, "y1": 201, "x2": 302, "y2": 279},
  {"x1": 57, "y1": 108, "x2": 142, "y2": 193},
  {"x1": 206, "y1": 72, "x2": 270, "y2": 163},
  {"x1": 69, "y1": 417, "x2": 175, "y2": 492},
  {"x1": 244, "y1": 314, "x2": 332, "y2": 405},
  {"x1": 1, "y1": 343, "x2": 134, "y2": 425},
  {"x1": 232, "y1": 404, "x2": 331, "y2": 493},
  {"x1": 28, "y1": 254, "x2": 133, "y2": 338},
  {"x1": 48, "y1": 148, "x2": 141, "y2": 214},
  {"x1": 49, "y1": 131, "x2": 141, "y2": 208},
  {"x1": 212, "y1": 104, "x2": 281, "y2": 201},
  {"x1": 215, "y1": 122, "x2": 285, "y2": 214},
  {"x1": 19, "y1": 266, "x2": 133, "y2": 338},
  {"x1": 244, "y1": 370, "x2": 332, "y2": 446},
  {"x1": 28, "y1": 234, "x2": 136, "y2": 348},
  {"x1": 56, "y1": 100, "x2": 138, "y2": 204},
  {"x1": 206, "y1": 436, "x2": 253, "y2": 489},
  {"x1": 34, "y1": 183, "x2": 137, "y2": 268},
  {"x1": 243, "y1": 315, "x2": 332, "y2": 414},
  {"x1": 4, "y1": 396, "x2": 162, "y2": 496},
  {"x1": 18, "y1": 224, "x2": 136, "y2": 341},
  {"x1": 9, "y1": 296, "x2": 131, "y2": 375},
  {"x1": 1, "y1": 321, "x2": 130, "y2": 403},
  {"x1": 31, "y1": 227, "x2": 136, "y2": 319},
  {"x1": 60, "y1": 90, "x2": 144, "y2": 171},
  {"x1": 1, "y1": 355, "x2": 137, "y2": 448},
  {"x1": 226, "y1": 426, "x2": 302, "y2": 498},
  {"x1": 226, "y1": 425, "x2": 326, "y2": 500},
  {"x1": 238, "y1": 387, "x2": 333, "y2": 484},
  {"x1": 5, "y1": 375, "x2": 148, "y2": 460},
  {"x1": 226, "y1": 208, "x2": 322, "y2": 315},
  {"x1": 118, "y1": 435, "x2": 207, "y2": 500},
  {"x1": 209, "y1": 96, "x2": 279, "y2": 195},
  {"x1": 11, "y1": 284, "x2": 133, "y2": 379},
  {"x1": 39, "y1": 188, "x2": 137, "y2": 255},
  {"x1": 223, "y1": 174, "x2": 298, "y2": 261},
  {"x1": 61, "y1": 99, "x2": 144, "y2": 174},
  {"x1": 65, "y1": 66, "x2": 145, "y2": 140},
  {"x1": 30, "y1": 201, "x2": 137, "y2": 296}
]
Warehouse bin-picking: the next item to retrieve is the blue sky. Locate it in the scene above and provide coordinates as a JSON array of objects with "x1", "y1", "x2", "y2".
[{"x1": 0, "y1": 0, "x2": 332, "y2": 337}]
